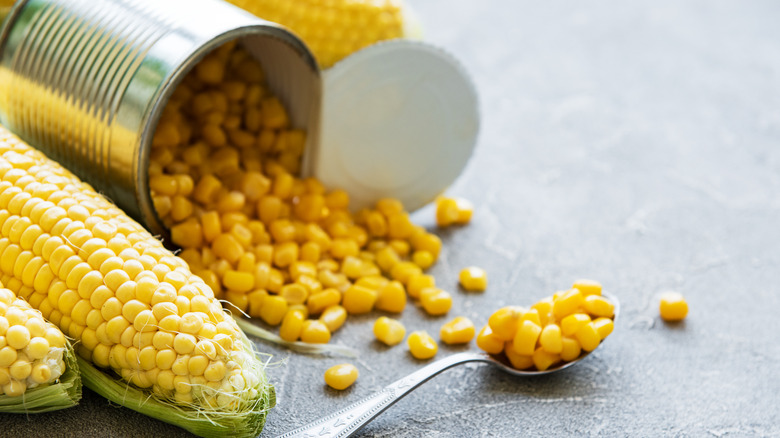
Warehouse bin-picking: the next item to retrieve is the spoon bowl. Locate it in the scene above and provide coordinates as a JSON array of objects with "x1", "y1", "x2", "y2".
[{"x1": 278, "y1": 293, "x2": 619, "y2": 438}]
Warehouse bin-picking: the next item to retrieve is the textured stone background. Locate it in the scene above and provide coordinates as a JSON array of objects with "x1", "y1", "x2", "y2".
[{"x1": 2, "y1": 0, "x2": 780, "y2": 436}]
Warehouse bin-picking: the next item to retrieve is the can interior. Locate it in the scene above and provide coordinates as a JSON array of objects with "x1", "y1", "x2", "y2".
[{"x1": 141, "y1": 29, "x2": 321, "y2": 245}]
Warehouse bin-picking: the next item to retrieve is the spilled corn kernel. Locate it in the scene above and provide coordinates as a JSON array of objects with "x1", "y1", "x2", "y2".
[
  {"x1": 323, "y1": 363, "x2": 358, "y2": 390},
  {"x1": 659, "y1": 292, "x2": 688, "y2": 322}
]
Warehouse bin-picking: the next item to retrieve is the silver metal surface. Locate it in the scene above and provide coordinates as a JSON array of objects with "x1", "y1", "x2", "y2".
[
  {"x1": 0, "y1": 0, "x2": 320, "y2": 241},
  {"x1": 279, "y1": 294, "x2": 619, "y2": 438}
]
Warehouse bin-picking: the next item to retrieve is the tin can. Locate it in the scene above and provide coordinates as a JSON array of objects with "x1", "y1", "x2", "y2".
[{"x1": 0, "y1": 0, "x2": 321, "y2": 240}]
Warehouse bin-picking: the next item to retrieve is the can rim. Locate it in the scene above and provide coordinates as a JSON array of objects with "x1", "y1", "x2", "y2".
[{"x1": 136, "y1": 23, "x2": 319, "y2": 246}]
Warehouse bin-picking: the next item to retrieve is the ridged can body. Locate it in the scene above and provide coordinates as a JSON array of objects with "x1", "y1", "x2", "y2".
[{"x1": 0, "y1": 0, "x2": 321, "y2": 240}]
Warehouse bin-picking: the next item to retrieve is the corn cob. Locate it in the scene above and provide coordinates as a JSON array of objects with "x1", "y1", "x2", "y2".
[
  {"x1": 0, "y1": 125, "x2": 273, "y2": 437},
  {"x1": 224, "y1": 0, "x2": 411, "y2": 68},
  {"x1": 0, "y1": 286, "x2": 80, "y2": 412}
]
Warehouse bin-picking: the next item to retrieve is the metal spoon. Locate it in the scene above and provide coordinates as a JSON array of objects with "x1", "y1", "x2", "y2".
[{"x1": 277, "y1": 293, "x2": 619, "y2": 438}]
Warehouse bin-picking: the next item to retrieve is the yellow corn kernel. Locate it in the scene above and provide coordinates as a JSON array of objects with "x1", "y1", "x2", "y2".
[
  {"x1": 374, "y1": 281, "x2": 406, "y2": 313},
  {"x1": 560, "y1": 313, "x2": 591, "y2": 337},
  {"x1": 389, "y1": 261, "x2": 422, "y2": 285},
  {"x1": 531, "y1": 297, "x2": 554, "y2": 327},
  {"x1": 406, "y1": 274, "x2": 435, "y2": 300},
  {"x1": 373, "y1": 316, "x2": 405, "y2": 346},
  {"x1": 279, "y1": 309, "x2": 305, "y2": 342},
  {"x1": 572, "y1": 279, "x2": 602, "y2": 296},
  {"x1": 559, "y1": 312, "x2": 589, "y2": 336},
  {"x1": 574, "y1": 322, "x2": 600, "y2": 352},
  {"x1": 439, "y1": 316, "x2": 475, "y2": 345},
  {"x1": 659, "y1": 292, "x2": 688, "y2": 322},
  {"x1": 504, "y1": 341, "x2": 533, "y2": 370},
  {"x1": 419, "y1": 288, "x2": 452, "y2": 316},
  {"x1": 388, "y1": 240, "x2": 410, "y2": 257},
  {"x1": 323, "y1": 363, "x2": 358, "y2": 391},
  {"x1": 247, "y1": 290, "x2": 268, "y2": 318},
  {"x1": 435, "y1": 197, "x2": 459, "y2": 227},
  {"x1": 341, "y1": 285, "x2": 377, "y2": 315},
  {"x1": 474, "y1": 325, "x2": 503, "y2": 354},
  {"x1": 539, "y1": 323, "x2": 562, "y2": 354},
  {"x1": 222, "y1": 270, "x2": 254, "y2": 293},
  {"x1": 306, "y1": 288, "x2": 341, "y2": 315},
  {"x1": 453, "y1": 198, "x2": 473, "y2": 224},
  {"x1": 300, "y1": 320, "x2": 330, "y2": 344},
  {"x1": 258, "y1": 295, "x2": 288, "y2": 326},
  {"x1": 583, "y1": 295, "x2": 615, "y2": 318},
  {"x1": 458, "y1": 266, "x2": 487, "y2": 292},
  {"x1": 319, "y1": 305, "x2": 347, "y2": 332},
  {"x1": 513, "y1": 320, "x2": 542, "y2": 356},
  {"x1": 299, "y1": 242, "x2": 320, "y2": 263},
  {"x1": 593, "y1": 317, "x2": 614, "y2": 340},
  {"x1": 411, "y1": 250, "x2": 434, "y2": 270},
  {"x1": 560, "y1": 336, "x2": 582, "y2": 362},
  {"x1": 487, "y1": 306, "x2": 523, "y2": 341},
  {"x1": 552, "y1": 288, "x2": 584, "y2": 320},
  {"x1": 411, "y1": 232, "x2": 441, "y2": 260},
  {"x1": 532, "y1": 347, "x2": 560, "y2": 371},
  {"x1": 407, "y1": 331, "x2": 437, "y2": 360},
  {"x1": 279, "y1": 283, "x2": 308, "y2": 305},
  {"x1": 374, "y1": 246, "x2": 400, "y2": 273},
  {"x1": 273, "y1": 242, "x2": 298, "y2": 268}
]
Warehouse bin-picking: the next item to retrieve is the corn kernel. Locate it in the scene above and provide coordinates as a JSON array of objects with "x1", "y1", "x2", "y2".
[
  {"x1": 258, "y1": 295, "x2": 288, "y2": 326},
  {"x1": 513, "y1": 320, "x2": 542, "y2": 356},
  {"x1": 300, "y1": 320, "x2": 330, "y2": 344},
  {"x1": 504, "y1": 341, "x2": 533, "y2": 370},
  {"x1": 561, "y1": 313, "x2": 591, "y2": 337},
  {"x1": 319, "y1": 305, "x2": 347, "y2": 332},
  {"x1": 373, "y1": 316, "x2": 405, "y2": 346},
  {"x1": 419, "y1": 288, "x2": 452, "y2": 316},
  {"x1": 406, "y1": 274, "x2": 435, "y2": 300},
  {"x1": 323, "y1": 363, "x2": 358, "y2": 391},
  {"x1": 458, "y1": 266, "x2": 487, "y2": 292},
  {"x1": 553, "y1": 288, "x2": 584, "y2": 320},
  {"x1": 279, "y1": 309, "x2": 305, "y2": 342},
  {"x1": 574, "y1": 322, "x2": 600, "y2": 352},
  {"x1": 440, "y1": 316, "x2": 475, "y2": 345},
  {"x1": 306, "y1": 288, "x2": 341, "y2": 316},
  {"x1": 476, "y1": 325, "x2": 504, "y2": 354},
  {"x1": 560, "y1": 336, "x2": 582, "y2": 362},
  {"x1": 341, "y1": 285, "x2": 377, "y2": 315},
  {"x1": 539, "y1": 323, "x2": 563, "y2": 354},
  {"x1": 659, "y1": 292, "x2": 688, "y2": 322},
  {"x1": 572, "y1": 279, "x2": 602, "y2": 296},
  {"x1": 583, "y1": 295, "x2": 615, "y2": 318},
  {"x1": 532, "y1": 347, "x2": 560, "y2": 371},
  {"x1": 487, "y1": 306, "x2": 523, "y2": 341},
  {"x1": 411, "y1": 250, "x2": 434, "y2": 270},
  {"x1": 374, "y1": 281, "x2": 406, "y2": 313},
  {"x1": 593, "y1": 317, "x2": 614, "y2": 340},
  {"x1": 407, "y1": 331, "x2": 437, "y2": 360},
  {"x1": 435, "y1": 197, "x2": 459, "y2": 227}
]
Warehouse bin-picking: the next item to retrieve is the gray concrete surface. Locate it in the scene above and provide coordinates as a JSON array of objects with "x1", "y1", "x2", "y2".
[{"x1": 2, "y1": 0, "x2": 780, "y2": 436}]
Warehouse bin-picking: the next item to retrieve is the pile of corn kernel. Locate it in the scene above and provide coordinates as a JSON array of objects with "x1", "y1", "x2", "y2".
[
  {"x1": 149, "y1": 42, "x2": 476, "y2": 346},
  {"x1": 0, "y1": 287, "x2": 67, "y2": 396},
  {"x1": 476, "y1": 280, "x2": 615, "y2": 371}
]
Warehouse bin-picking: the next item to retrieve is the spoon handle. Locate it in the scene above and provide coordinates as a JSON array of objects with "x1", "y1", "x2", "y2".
[{"x1": 275, "y1": 351, "x2": 491, "y2": 438}]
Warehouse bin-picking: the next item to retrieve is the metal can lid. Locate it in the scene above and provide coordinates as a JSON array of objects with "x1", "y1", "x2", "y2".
[{"x1": 309, "y1": 39, "x2": 480, "y2": 212}]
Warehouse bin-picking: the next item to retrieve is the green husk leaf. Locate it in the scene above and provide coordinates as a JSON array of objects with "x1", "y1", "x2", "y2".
[
  {"x1": 79, "y1": 323, "x2": 275, "y2": 438},
  {"x1": 0, "y1": 340, "x2": 81, "y2": 413},
  {"x1": 236, "y1": 317, "x2": 358, "y2": 358}
]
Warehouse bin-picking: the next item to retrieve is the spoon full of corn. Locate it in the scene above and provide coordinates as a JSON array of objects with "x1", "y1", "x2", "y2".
[{"x1": 277, "y1": 292, "x2": 619, "y2": 438}]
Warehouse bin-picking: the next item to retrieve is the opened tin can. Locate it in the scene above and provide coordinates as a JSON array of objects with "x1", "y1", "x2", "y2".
[{"x1": 0, "y1": 0, "x2": 321, "y2": 240}]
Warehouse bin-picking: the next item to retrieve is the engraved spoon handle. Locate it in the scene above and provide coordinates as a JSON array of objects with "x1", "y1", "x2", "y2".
[{"x1": 275, "y1": 352, "x2": 491, "y2": 438}]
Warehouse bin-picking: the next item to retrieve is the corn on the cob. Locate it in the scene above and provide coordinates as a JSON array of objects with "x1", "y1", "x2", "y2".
[
  {"x1": 0, "y1": 285, "x2": 80, "y2": 412},
  {"x1": 0, "y1": 125, "x2": 273, "y2": 437},
  {"x1": 224, "y1": 0, "x2": 409, "y2": 68}
]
